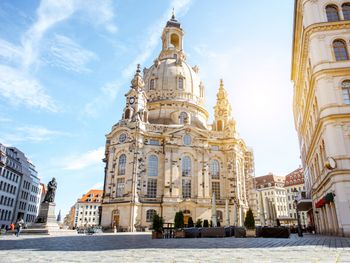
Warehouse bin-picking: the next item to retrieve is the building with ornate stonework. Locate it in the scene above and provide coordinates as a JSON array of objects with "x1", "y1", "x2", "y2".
[
  {"x1": 292, "y1": 0, "x2": 350, "y2": 236},
  {"x1": 101, "y1": 15, "x2": 255, "y2": 231}
]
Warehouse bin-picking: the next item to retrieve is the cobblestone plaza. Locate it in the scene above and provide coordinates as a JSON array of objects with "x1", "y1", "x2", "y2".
[{"x1": 1, "y1": 234, "x2": 350, "y2": 262}]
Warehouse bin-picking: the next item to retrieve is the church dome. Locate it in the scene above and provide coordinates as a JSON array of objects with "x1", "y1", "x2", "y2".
[
  {"x1": 142, "y1": 15, "x2": 208, "y2": 128},
  {"x1": 143, "y1": 58, "x2": 204, "y2": 107}
]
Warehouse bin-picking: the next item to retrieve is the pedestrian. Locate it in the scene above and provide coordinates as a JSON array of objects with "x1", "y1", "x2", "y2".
[
  {"x1": 10, "y1": 223, "x2": 14, "y2": 231},
  {"x1": 15, "y1": 218, "x2": 24, "y2": 237}
]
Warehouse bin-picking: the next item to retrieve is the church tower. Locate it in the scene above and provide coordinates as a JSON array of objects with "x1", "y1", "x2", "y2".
[
  {"x1": 122, "y1": 64, "x2": 148, "y2": 123},
  {"x1": 213, "y1": 79, "x2": 236, "y2": 135}
]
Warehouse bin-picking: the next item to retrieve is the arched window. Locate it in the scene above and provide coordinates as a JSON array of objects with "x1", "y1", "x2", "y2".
[
  {"x1": 182, "y1": 156, "x2": 191, "y2": 177},
  {"x1": 148, "y1": 155, "x2": 158, "y2": 177},
  {"x1": 333, "y1": 40, "x2": 349, "y2": 61},
  {"x1": 124, "y1": 109, "x2": 130, "y2": 120},
  {"x1": 217, "y1": 210, "x2": 223, "y2": 222},
  {"x1": 326, "y1": 5, "x2": 340, "y2": 22},
  {"x1": 118, "y1": 154, "x2": 126, "y2": 175},
  {"x1": 179, "y1": 112, "x2": 188, "y2": 124},
  {"x1": 217, "y1": 120, "x2": 223, "y2": 131},
  {"x1": 170, "y1": 33, "x2": 179, "y2": 49},
  {"x1": 342, "y1": 3, "x2": 350, "y2": 20},
  {"x1": 183, "y1": 134, "x2": 192, "y2": 146},
  {"x1": 342, "y1": 80, "x2": 350, "y2": 104},
  {"x1": 146, "y1": 209, "x2": 157, "y2": 222},
  {"x1": 178, "y1": 77, "x2": 184, "y2": 90},
  {"x1": 211, "y1": 160, "x2": 220, "y2": 179},
  {"x1": 149, "y1": 79, "x2": 155, "y2": 90}
]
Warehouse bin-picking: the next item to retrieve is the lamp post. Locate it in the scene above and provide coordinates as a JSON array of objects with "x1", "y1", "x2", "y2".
[{"x1": 293, "y1": 188, "x2": 303, "y2": 237}]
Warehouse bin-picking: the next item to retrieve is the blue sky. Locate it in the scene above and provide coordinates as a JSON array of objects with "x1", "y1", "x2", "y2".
[{"x1": 0, "y1": 0, "x2": 298, "y2": 216}]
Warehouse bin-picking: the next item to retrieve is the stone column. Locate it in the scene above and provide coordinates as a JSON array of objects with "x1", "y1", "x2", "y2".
[
  {"x1": 325, "y1": 204, "x2": 333, "y2": 234},
  {"x1": 321, "y1": 206, "x2": 328, "y2": 234},
  {"x1": 225, "y1": 198, "x2": 230, "y2": 226},
  {"x1": 265, "y1": 197, "x2": 271, "y2": 226},
  {"x1": 258, "y1": 192, "x2": 265, "y2": 226},
  {"x1": 330, "y1": 202, "x2": 339, "y2": 235},
  {"x1": 233, "y1": 202, "x2": 238, "y2": 226}
]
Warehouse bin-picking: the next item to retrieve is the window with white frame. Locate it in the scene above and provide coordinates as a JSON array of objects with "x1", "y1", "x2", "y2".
[
  {"x1": 182, "y1": 156, "x2": 191, "y2": 177},
  {"x1": 118, "y1": 154, "x2": 126, "y2": 175},
  {"x1": 116, "y1": 178, "x2": 125, "y2": 197},
  {"x1": 182, "y1": 178, "x2": 191, "y2": 198},
  {"x1": 211, "y1": 160, "x2": 220, "y2": 179},
  {"x1": 342, "y1": 80, "x2": 350, "y2": 104},
  {"x1": 148, "y1": 155, "x2": 158, "y2": 177},
  {"x1": 147, "y1": 178, "x2": 157, "y2": 198},
  {"x1": 146, "y1": 209, "x2": 156, "y2": 222}
]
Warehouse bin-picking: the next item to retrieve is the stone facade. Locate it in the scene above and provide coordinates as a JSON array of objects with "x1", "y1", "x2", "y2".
[
  {"x1": 292, "y1": 0, "x2": 350, "y2": 236},
  {"x1": 101, "y1": 15, "x2": 255, "y2": 231},
  {"x1": 255, "y1": 174, "x2": 288, "y2": 226}
]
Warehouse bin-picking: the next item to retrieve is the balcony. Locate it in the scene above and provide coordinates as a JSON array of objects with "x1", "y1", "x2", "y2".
[{"x1": 296, "y1": 190, "x2": 312, "y2": 211}]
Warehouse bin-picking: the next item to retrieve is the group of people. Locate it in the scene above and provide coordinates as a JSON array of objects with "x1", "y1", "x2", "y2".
[{"x1": 0, "y1": 219, "x2": 25, "y2": 237}]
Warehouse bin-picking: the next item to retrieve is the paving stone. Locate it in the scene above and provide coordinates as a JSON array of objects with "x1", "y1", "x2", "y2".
[{"x1": 0, "y1": 233, "x2": 349, "y2": 262}]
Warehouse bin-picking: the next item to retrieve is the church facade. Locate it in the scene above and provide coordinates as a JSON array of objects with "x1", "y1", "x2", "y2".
[{"x1": 101, "y1": 15, "x2": 255, "y2": 231}]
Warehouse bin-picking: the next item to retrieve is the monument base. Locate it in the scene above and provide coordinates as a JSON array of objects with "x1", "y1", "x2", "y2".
[{"x1": 23, "y1": 202, "x2": 76, "y2": 235}]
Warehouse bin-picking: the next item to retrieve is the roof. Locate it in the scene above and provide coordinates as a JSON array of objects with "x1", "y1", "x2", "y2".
[
  {"x1": 284, "y1": 167, "x2": 304, "y2": 187},
  {"x1": 78, "y1": 189, "x2": 103, "y2": 203},
  {"x1": 254, "y1": 173, "x2": 285, "y2": 189}
]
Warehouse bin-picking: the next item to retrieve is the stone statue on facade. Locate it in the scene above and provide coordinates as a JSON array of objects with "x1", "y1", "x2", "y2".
[{"x1": 44, "y1": 177, "x2": 57, "y2": 203}]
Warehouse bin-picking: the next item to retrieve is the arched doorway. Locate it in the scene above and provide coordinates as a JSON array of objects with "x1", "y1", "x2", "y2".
[{"x1": 112, "y1": 209, "x2": 120, "y2": 228}]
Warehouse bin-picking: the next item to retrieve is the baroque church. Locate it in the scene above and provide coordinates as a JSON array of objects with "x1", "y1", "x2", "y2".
[{"x1": 101, "y1": 14, "x2": 255, "y2": 231}]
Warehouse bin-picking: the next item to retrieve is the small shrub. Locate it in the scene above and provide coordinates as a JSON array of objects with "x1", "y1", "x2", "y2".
[
  {"x1": 174, "y1": 211, "x2": 184, "y2": 229},
  {"x1": 195, "y1": 219, "x2": 202, "y2": 227},
  {"x1": 244, "y1": 208, "x2": 255, "y2": 230},
  {"x1": 152, "y1": 214, "x2": 164, "y2": 232},
  {"x1": 188, "y1": 217, "x2": 194, "y2": 227},
  {"x1": 203, "y1": 219, "x2": 209, "y2": 227}
]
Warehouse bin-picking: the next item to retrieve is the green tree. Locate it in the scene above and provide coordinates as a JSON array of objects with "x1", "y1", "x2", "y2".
[
  {"x1": 174, "y1": 211, "x2": 184, "y2": 229},
  {"x1": 195, "y1": 219, "x2": 202, "y2": 228},
  {"x1": 152, "y1": 214, "x2": 164, "y2": 232},
  {"x1": 188, "y1": 217, "x2": 194, "y2": 227},
  {"x1": 244, "y1": 208, "x2": 255, "y2": 229},
  {"x1": 203, "y1": 219, "x2": 209, "y2": 228}
]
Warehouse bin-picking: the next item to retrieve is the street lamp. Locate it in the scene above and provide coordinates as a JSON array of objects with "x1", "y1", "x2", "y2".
[{"x1": 293, "y1": 188, "x2": 303, "y2": 237}]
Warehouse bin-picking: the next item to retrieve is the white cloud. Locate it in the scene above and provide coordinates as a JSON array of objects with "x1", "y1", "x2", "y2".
[
  {"x1": 44, "y1": 34, "x2": 97, "y2": 73},
  {"x1": 83, "y1": 80, "x2": 122, "y2": 118},
  {"x1": 0, "y1": 125, "x2": 70, "y2": 144},
  {"x1": 63, "y1": 146, "x2": 104, "y2": 170},
  {"x1": 0, "y1": 39, "x2": 23, "y2": 63},
  {"x1": 0, "y1": 65, "x2": 58, "y2": 111}
]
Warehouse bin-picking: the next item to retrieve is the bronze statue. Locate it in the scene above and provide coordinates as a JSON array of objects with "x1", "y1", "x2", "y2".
[{"x1": 43, "y1": 177, "x2": 57, "y2": 203}]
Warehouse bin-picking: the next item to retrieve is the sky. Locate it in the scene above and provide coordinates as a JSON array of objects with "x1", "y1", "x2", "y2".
[{"x1": 0, "y1": 0, "x2": 299, "y2": 217}]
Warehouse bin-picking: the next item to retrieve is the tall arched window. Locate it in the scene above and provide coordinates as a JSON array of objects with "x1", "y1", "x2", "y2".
[
  {"x1": 179, "y1": 112, "x2": 188, "y2": 124},
  {"x1": 146, "y1": 209, "x2": 156, "y2": 222},
  {"x1": 326, "y1": 5, "x2": 340, "y2": 22},
  {"x1": 342, "y1": 3, "x2": 350, "y2": 20},
  {"x1": 333, "y1": 40, "x2": 349, "y2": 61},
  {"x1": 211, "y1": 160, "x2": 220, "y2": 179},
  {"x1": 342, "y1": 80, "x2": 350, "y2": 104},
  {"x1": 217, "y1": 210, "x2": 223, "y2": 222},
  {"x1": 178, "y1": 77, "x2": 184, "y2": 90},
  {"x1": 149, "y1": 79, "x2": 155, "y2": 90},
  {"x1": 182, "y1": 156, "x2": 191, "y2": 177},
  {"x1": 118, "y1": 154, "x2": 126, "y2": 175},
  {"x1": 148, "y1": 155, "x2": 158, "y2": 177}
]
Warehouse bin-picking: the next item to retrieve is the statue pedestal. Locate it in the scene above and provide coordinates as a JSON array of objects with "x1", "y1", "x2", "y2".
[{"x1": 23, "y1": 202, "x2": 75, "y2": 235}]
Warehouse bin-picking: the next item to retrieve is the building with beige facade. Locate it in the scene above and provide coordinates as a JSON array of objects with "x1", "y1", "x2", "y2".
[
  {"x1": 255, "y1": 174, "x2": 288, "y2": 226},
  {"x1": 101, "y1": 14, "x2": 255, "y2": 231},
  {"x1": 73, "y1": 189, "x2": 102, "y2": 228},
  {"x1": 292, "y1": 0, "x2": 350, "y2": 236},
  {"x1": 284, "y1": 168, "x2": 308, "y2": 227}
]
